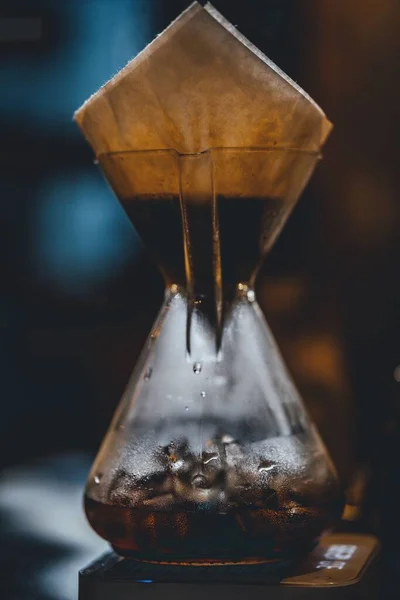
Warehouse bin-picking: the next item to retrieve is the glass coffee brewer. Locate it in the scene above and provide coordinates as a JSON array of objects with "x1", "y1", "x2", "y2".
[
  {"x1": 75, "y1": 2, "x2": 342, "y2": 568},
  {"x1": 82, "y1": 147, "x2": 342, "y2": 564}
]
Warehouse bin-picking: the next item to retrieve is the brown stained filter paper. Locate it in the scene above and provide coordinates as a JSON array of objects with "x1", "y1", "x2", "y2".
[{"x1": 74, "y1": 2, "x2": 332, "y2": 157}]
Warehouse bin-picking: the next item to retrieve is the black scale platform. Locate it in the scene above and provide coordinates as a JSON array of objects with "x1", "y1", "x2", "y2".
[{"x1": 79, "y1": 533, "x2": 380, "y2": 600}]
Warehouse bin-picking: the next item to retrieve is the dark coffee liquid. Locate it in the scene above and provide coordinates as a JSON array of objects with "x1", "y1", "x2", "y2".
[
  {"x1": 122, "y1": 196, "x2": 287, "y2": 293},
  {"x1": 85, "y1": 496, "x2": 340, "y2": 562}
]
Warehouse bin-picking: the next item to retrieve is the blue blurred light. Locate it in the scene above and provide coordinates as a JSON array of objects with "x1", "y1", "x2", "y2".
[
  {"x1": 137, "y1": 580, "x2": 153, "y2": 584},
  {"x1": 2, "y1": 0, "x2": 152, "y2": 127},
  {"x1": 35, "y1": 171, "x2": 140, "y2": 292}
]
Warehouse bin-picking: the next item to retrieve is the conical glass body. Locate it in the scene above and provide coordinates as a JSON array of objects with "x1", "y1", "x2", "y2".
[{"x1": 85, "y1": 148, "x2": 342, "y2": 563}]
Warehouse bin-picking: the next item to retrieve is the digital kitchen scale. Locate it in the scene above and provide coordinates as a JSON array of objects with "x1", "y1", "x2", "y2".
[{"x1": 79, "y1": 533, "x2": 380, "y2": 599}]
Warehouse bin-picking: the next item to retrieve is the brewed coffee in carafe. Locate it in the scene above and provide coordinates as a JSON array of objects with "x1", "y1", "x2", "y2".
[{"x1": 75, "y1": 3, "x2": 342, "y2": 564}]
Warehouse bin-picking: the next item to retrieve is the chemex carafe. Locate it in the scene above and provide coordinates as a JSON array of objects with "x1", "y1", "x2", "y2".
[{"x1": 83, "y1": 147, "x2": 342, "y2": 564}]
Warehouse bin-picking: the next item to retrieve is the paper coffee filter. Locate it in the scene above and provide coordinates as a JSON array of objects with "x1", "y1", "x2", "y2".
[{"x1": 74, "y1": 2, "x2": 332, "y2": 156}]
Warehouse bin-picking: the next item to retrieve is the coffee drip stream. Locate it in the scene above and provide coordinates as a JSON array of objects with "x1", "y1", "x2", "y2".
[{"x1": 83, "y1": 148, "x2": 342, "y2": 563}]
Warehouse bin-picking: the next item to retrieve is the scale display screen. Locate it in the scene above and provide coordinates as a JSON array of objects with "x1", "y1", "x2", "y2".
[
  {"x1": 282, "y1": 534, "x2": 379, "y2": 587},
  {"x1": 314, "y1": 543, "x2": 358, "y2": 570}
]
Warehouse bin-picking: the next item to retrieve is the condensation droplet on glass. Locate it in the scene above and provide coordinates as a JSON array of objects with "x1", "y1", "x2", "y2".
[
  {"x1": 247, "y1": 289, "x2": 255, "y2": 302},
  {"x1": 203, "y1": 452, "x2": 218, "y2": 465},
  {"x1": 185, "y1": 406, "x2": 189, "y2": 411},
  {"x1": 144, "y1": 368, "x2": 152, "y2": 381},
  {"x1": 193, "y1": 362, "x2": 202, "y2": 374},
  {"x1": 150, "y1": 326, "x2": 161, "y2": 340},
  {"x1": 200, "y1": 391, "x2": 206, "y2": 398},
  {"x1": 170, "y1": 459, "x2": 184, "y2": 473},
  {"x1": 94, "y1": 474, "x2": 102, "y2": 484},
  {"x1": 258, "y1": 460, "x2": 276, "y2": 473},
  {"x1": 191, "y1": 474, "x2": 208, "y2": 488}
]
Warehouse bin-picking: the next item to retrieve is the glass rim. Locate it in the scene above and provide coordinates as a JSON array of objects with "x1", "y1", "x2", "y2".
[{"x1": 97, "y1": 146, "x2": 322, "y2": 160}]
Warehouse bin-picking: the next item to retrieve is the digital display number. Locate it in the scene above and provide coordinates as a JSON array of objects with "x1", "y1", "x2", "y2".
[
  {"x1": 324, "y1": 545, "x2": 357, "y2": 560},
  {"x1": 316, "y1": 560, "x2": 346, "y2": 570},
  {"x1": 316, "y1": 544, "x2": 358, "y2": 571}
]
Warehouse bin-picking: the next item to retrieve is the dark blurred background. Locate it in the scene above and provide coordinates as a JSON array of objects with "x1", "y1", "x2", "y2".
[{"x1": 0, "y1": 0, "x2": 399, "y2": 598}]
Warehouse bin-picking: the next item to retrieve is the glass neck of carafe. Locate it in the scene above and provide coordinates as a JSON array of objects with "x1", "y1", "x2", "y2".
[{"x1": 98, "y1": 147, "x2": 321, "y2": 351}]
